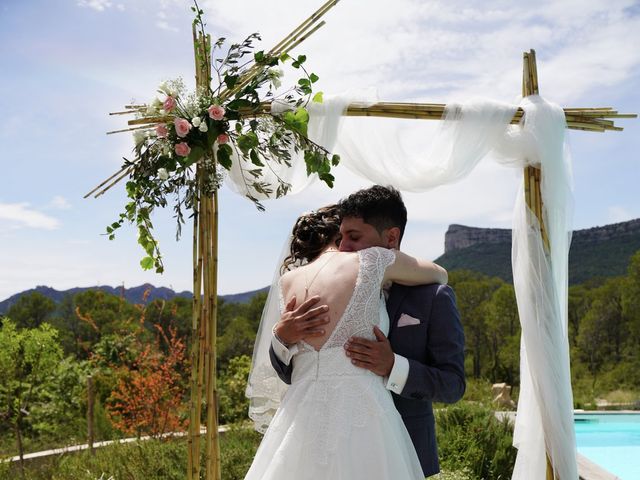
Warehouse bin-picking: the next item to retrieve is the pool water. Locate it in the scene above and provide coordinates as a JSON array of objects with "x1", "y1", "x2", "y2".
[{"x1": 574, "y1": 413, "x2": 640, "y2": 479}]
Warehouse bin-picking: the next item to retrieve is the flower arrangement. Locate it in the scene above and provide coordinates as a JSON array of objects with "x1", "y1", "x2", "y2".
[{"x1": 105, "y1": 3, "x2": 339, "y2": 273}]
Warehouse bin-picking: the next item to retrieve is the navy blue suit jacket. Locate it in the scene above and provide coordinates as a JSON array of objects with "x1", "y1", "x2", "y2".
[{"x1": 269, "y1": 283, "x2": 466, "y2": 477}]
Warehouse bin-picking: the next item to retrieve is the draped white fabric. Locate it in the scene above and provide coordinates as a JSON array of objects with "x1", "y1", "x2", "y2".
[{"x1": 240, "y1": 93, "x2": 577, "y2": 479}]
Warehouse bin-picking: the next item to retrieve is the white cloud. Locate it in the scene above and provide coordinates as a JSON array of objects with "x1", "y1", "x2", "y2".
[
  {"x1": 48, "y1": 196, "x2": 72, "y2": 210},
  {"x1": 156, "y1": 20, "x2": 179, "y2": 33},
  {"x1": 77, "y1": 0, "x2": 114, "y2": 12},
  {"x1": 0, "y1": 203, "x2": 60, "y2": 230}
]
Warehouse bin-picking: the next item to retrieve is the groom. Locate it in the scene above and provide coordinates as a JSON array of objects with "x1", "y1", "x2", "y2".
[{"x1": 270, "y1": 185, "x2": 465, "y2": 477}]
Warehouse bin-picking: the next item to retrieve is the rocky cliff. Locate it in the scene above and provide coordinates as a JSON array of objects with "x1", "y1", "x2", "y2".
[{"x1": 444, "y1": 218, "x2": 640, "y2": 253}]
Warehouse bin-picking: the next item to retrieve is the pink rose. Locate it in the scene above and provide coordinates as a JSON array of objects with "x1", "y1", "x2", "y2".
[
  {"x1": 156, "y1": 124, "x2": 168, "y2": 138},
  {"x1": 174, "y1": 118, "x2": 192, "y2": 138},
  {"x1": 175, "y1": 142, "x2": 191, "y2": 157},
  {"x1": 208, "y1": 104, "x2": 225, "y2": 121},
  {"x1": 217, "y1": 133, "x2": 230, "y2": 145},
  {"x1": 163, "y1": 96, "x2": 176, "y2": 112}
]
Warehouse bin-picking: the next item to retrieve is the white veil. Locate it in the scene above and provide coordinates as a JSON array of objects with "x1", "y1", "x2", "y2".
[{"x1": 245, "y1": 233, "x2": 293, "y2": 433}]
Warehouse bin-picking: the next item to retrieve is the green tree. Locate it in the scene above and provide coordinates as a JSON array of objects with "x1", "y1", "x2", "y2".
[
  {"x1": 0, "y1": 318, "x2": 63, "y2": 477},
  {"x1": 568, "y1": 284, "x2": 591, "y2": 349},
  {"x1": 576, "y1": 277, "x2": 626, "y2": 389},
  {"x1": 73, "y1": 290, "x2": 139, "y2": 357},
  {"x1": 218, "y1": 317, "x2": 256, "y2": 371},
  {"x1": 6, "y1": 292, "x2": 56, "y2": 329},
  {"x1": 218, "y1": 355, "x2": 252, "y2": 425},
  {"x1": 484, "y1": 284, "x2": 520, "y2": 384},
  {"x1": 449, "y1": 271, "x2": 502, "y2": 378}
]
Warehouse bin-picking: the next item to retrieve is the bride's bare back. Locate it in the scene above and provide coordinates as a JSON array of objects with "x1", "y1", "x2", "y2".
[{"x1": 281, "y1": 251, "x2": 359, "y2": 351}]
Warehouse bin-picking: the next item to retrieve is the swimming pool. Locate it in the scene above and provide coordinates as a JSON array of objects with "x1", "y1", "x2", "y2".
[{"x1": 574, "y1": 413, "x2": 640, "y2": 479}]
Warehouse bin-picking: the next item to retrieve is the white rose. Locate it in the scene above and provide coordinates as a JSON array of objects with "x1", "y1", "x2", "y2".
[
  {"x1": 269, "y1": 68, "x2": 284, "y2": 89},
  {"x1": 152, "y1": 97, "x2": 163, "y2": 108},
  {"x1": 158, "y1": 82, "x2": 171, "y2": 95},
  {"x1": 146, "y1": 105, "x2": 157, "y2": 116},
  {"x1": 199, "y1": 123, "x2": 208, "y2": 133},
  {"x1": 159, "y1": 109, "x2": 166, "y2": 115},
  {"x1": 192, "y1": 117, "x2": 201, "y2": 127},
  {"x1": 158, "y1": 168, "x2": 169, "y2": 180},
  {"x1": 133, "y1": 130, "x2": 146, "y2": 145}
]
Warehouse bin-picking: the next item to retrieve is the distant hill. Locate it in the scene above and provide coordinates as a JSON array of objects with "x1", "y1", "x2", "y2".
[
  {"x1": 436, "y1": 218, "x2": 640, "y2": 284},
  {"x1": 0, "y1": 284, "x2": 269, "y2": 315},
  {"x1": 3, "y1": 218, "x2": 638, "y2": 313}
]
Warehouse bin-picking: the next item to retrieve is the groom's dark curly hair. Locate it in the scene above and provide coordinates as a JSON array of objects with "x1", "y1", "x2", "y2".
[{"x1": 338, "y1": 185, "x2": 407, "y2": 242}]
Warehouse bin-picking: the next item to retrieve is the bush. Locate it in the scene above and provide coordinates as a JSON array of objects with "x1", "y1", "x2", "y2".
[
  {"x1": 0, "y1": 427, "x2": 262, "y2": 480},
  {"x1": 218, "y1": 355, "x2": 252, "y2": 425},
  {"x1": 436, "y1": 402, "x2": 516, "y2": 480}
]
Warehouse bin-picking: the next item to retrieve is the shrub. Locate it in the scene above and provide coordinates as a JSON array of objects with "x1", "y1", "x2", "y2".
[
  {"x1": 436, "y1": 402, "x2": 516, "y2": 480},
  {"x1": 2, "y1": 427, "x2": 262, "y2": 480}
]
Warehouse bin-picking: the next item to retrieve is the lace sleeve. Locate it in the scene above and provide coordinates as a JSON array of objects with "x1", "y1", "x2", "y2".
[{"x1": 358, "y1": 246, "x2": 396, "y2": 287}]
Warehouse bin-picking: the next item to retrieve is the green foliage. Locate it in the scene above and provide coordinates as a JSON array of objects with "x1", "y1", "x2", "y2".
[
  {"x1": 436, "y1": 402, "x2": 516, "y2": 480},
  {"x1": 218, "y1": 319, "x2": 256, "y2": 371},
  {"x1": 0, "y1": 319, "x2": 64, "y2": 459},
  {"x1": 2, "y1": 428, "x2": 262, "y2": 480},
  {"x1": 449, "y1": 271, "x2": 502, "y2": 379},
  {"x1": 436, "y1": 231, "x2": 640, "y2": 286},
  {"x1": 6, "y1": 292, "x2": 56, "y2": 329},
  {"x1": 218, "y1": 355, "x2": 252, "y2": 425}
]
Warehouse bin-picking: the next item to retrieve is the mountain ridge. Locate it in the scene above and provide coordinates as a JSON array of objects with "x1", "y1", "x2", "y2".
[
  {"x1": 0, "y1": 283, "x2": 269, "y2": 315},
  {"x1": 2, "y1": 218, "x2": 638, "y2": 313}
]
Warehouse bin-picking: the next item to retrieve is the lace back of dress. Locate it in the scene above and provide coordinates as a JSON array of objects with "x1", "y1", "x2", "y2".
[{"x1": 323, "y1": 247, "x2": 396, "y2": 349}]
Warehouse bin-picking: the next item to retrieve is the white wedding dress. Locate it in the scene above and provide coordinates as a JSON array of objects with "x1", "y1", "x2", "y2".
[{"x1": 244, "y1": 247, "x2": 424, "y2": 480}]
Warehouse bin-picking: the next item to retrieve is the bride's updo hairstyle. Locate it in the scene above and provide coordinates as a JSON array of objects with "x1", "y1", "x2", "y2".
[{"x1": 281, "y1": 205, "x2": 341, "y2": 273}]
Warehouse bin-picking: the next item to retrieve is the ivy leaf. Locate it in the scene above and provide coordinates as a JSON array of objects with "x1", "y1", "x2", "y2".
[
  {"x1": 249, "y1": 149, "x2": 264, "y2": 166},
  {"x1": 254, "y1": 50, "x2": 265, "y2": 63},
  {"x1": 283, "y1": 107, "x2": 309, "y2": 137},
  {"x1": 312, "y1": 92, "x2": 324, "y2": 103},
  {"x1": 237, "y1": 132, "x2": 259, "y2": 154},
  {"x1": 140, "y1": 256, "x2": 155, "y2": 270},
  {"x1": 217, "y1": 144, "x2": 233, "y2": 170},
  {"x1": 331, "y1": 154, "x2": 340, "y2": 166},
  {"x1": 185, "y1": 146, "x2": 204, "y2": 167},
  {"x1": 319, "y1": 172, "x2": 335, "y2": 188},
  {"x1": 226, "y1": 98, "x2": 253, "y2": 111},
  {"x1": 224, "y1": 74, "x2": 238, "y2": 90},
  {"x1": 309, "y1": 73, "x2": 319, "y2": 83}
]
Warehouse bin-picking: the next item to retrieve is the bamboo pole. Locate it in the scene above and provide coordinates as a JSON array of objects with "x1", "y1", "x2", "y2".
[
  {"x1": 219, "y1": 0, "x2": 338, "y2": 103},
  {"x1": 522, "y1": 49, "x2": 554, "y2": 480},
  {"x1": 87, "y1": 375, "x2": 95, "y2": 456}
]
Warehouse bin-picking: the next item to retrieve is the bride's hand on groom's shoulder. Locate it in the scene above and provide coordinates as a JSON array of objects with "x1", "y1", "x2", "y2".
[{"x1": 274, "y1": 295, "x2": 330, "y2": 346}]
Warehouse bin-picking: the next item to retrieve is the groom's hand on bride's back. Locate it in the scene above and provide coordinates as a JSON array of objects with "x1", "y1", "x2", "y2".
[{"x1": 274, "y1": 295, "x2": 330, "y2": 346}]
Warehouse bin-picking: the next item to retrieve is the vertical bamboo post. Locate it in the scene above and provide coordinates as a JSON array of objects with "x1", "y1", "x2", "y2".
[
  {"x1": 187, "y1": 24, "x2": 220, "y2": 480},
  {"x1": 87, "y1": 375, "x2": 95, "y2": 456},
  {"x1": 522, "y1": 49, "x2": 554, "y2": 480}
]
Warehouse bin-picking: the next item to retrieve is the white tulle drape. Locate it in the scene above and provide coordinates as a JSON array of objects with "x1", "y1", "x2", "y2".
[{"x1": 239, "y1": 92, "x2": 577, "y2": 479}]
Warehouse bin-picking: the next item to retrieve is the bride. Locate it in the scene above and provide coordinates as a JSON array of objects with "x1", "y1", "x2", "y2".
[{"x1": 244, "y1": 204, "x2": 448, "y2": 480}]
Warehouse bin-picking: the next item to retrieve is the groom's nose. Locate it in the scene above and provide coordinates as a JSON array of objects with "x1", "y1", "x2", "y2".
[{"x1": 338, "y1": 240, "x2": 355, "y2": 252}]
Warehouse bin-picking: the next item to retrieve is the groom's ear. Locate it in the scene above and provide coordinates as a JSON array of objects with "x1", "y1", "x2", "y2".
[{"x1": 384, "y1": 227, "x2": 401, "y2": 249}]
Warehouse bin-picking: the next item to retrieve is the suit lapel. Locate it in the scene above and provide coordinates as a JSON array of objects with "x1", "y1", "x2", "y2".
[{"x1": 386, "y1": 284, "x2": 409, "y2": 336}]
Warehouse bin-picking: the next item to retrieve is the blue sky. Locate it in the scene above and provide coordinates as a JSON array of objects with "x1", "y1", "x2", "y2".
[{"x1": 1, "y1": 0, "x2": 639, "y2": 300}]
